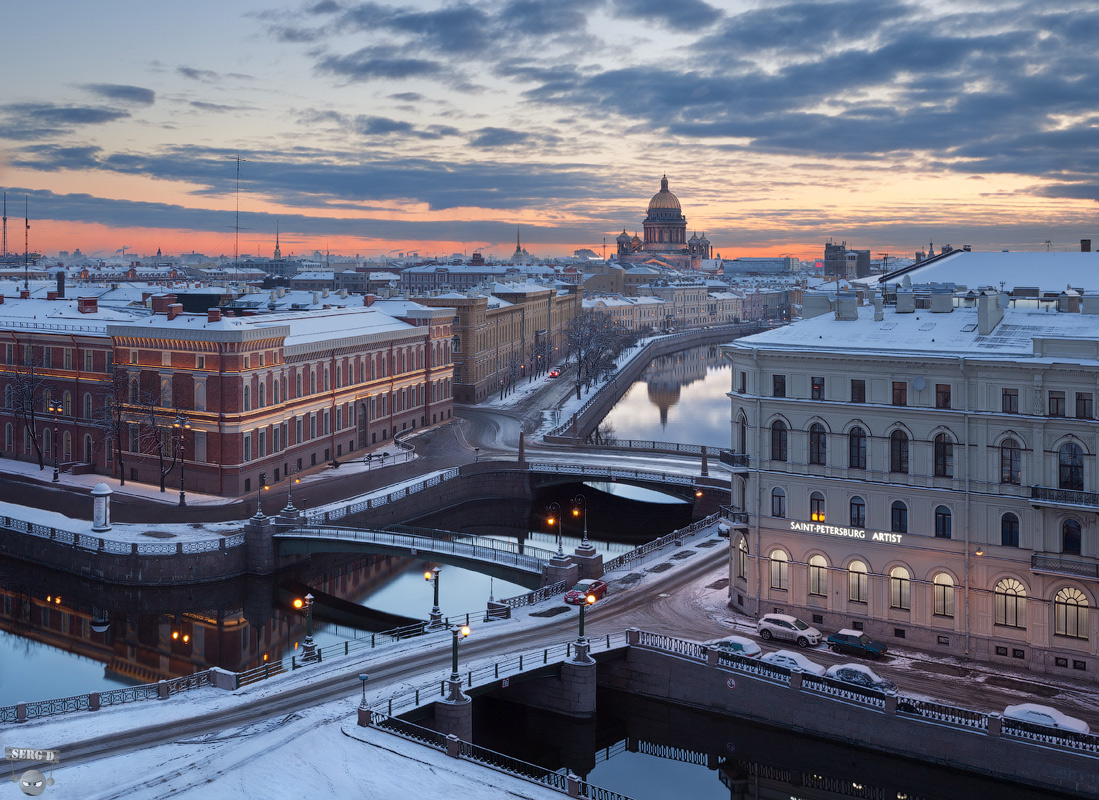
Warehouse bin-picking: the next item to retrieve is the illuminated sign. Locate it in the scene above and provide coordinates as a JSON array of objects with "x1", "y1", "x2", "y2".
[{"x1": 788, "y1": 520, "x2": 903, "y2": 544}]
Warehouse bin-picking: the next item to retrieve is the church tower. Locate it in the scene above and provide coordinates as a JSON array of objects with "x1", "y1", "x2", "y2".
[
  {"x1": 642, "y1": 175, "x2": 687, "y2": 253},
  {"x1": 274, "y1": 221, "x2": 282, "y2": 260}
]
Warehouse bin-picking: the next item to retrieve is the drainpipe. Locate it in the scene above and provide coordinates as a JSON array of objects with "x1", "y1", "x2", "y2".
[
  {"x1": 961, "y1": 356, "x2": 971, "y2": 656},
  {"x1": 217, "y1": 342, "x2": 225, "y2": 496},
  {"x1": 753, "y1": 348, "x2": 762, "y2": 616}
]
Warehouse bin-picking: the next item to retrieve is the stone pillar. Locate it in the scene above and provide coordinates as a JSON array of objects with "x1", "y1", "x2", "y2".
[
  {"x1": 157, "y1": 680, "x2": 169, "y2": 700},
  {"x1": 627, "y1": 628, "x2": 640, "y2": 646},
  {"x1": 446, "y1": 733, "x2": 462, "y2": 759},
  {"x1": 517, "y1": 431, "x2": 525, "y2": 464},
  {"x1": 486, "y1": 600, "x2": 510, "y2": 621},
  {"x1": 701, "y1": 445, "x2": 708, "y2": 477},
  {"x1": 560, "y1": 658, "x2": 597, "y2": 718},
  {"x1": 89, "y1": 692, "x2": 100, "y2": 711},
  {"x1": 91, "y1": 483, "x2": 112, "y2": 532},
  {"x1": 567, "y1": 774, "x2": 581, "y2": 799},
  {"x1": 357, "y1": 706, "x2": 372, "y2": 727},
  {"x1": 543, "y1": 554, "x2": 578, "y2": 587},
  {"x1": 987, "y1": 713, "x2": 1002, "y2": 737},
  {"x1": 570, "y1": 545, "x2": 603, "y2": 580},
  {"x1": 788, "y1": 669, "x2": 803, "y2": 691},
  {"x1": 884, "y1": 691, "x2": 898, "y2": 715},
  {"x1": 435, "y1": 680, "x2": 473, "y2": 742},
  {"x1": 244, "y1": 513, "x2": 278, "y2": 575}
]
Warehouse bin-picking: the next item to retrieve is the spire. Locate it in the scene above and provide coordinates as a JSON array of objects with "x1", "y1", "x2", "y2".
[
  {"x1": 274, "y1": 220, "x2": 281, "y2": 260},
  {"x1": 660, "y1": 174, "x2": 669, "y2": 192},
  {"x1": 513, "y1": 225, "x2": 523, "y2": 259}
]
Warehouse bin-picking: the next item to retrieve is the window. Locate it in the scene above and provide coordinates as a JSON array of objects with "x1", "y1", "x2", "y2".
[
  {"x1": 811, "y1": 376, "x2": 824, "y2": 400},
  {"x1": 769, "y1": 550, "x2": 788, "y2": 590},
  {"x1": 849, "y1": 496, "x2": 866, "y2": 528},
  {"x1": 935, "y1": 384, "x2": 951, "y2": 409},
  {"x1": 84, "y1": 351, "x2": 93, "y2": 372},
  {"x1": 738, "y1": 371, "x2": 746, "y2": 393},
  {"x1": 1000, "y1": 438, "x2": 1021, "y2": 484},
  {"x1": 772, "y1": 375, "x2": 786, "y2": 398},
  {"x1": 1054, "y1": 587, "x2": 1089, "y2": 640},
  {"x1": 809, "y1": 555, "x2": 828, "y2": 596},
  {"x1": 770, "y1": 421, "x2": 788, "y2": 462},
  {"x1": 736, "y1": 537, "x2": 748, "y2": 580},
  {"x1": 933, "y1": 434, "x2": 953, "y2": 477},
  {"x1": 737, "y1": 417, "x2": 747, "y2": 453},
  {"x1": 848, "y1": 561, "x2": 868, "y2": 603},
  {"x1": 933, "y1": 573, "x2": 955, "y2": 617},
  {"x1": 1059, "y1": 443, "x2": 1084, "y2": 491},
  {"x1": 889, "y1": 430, "x2": 909, "y2": 473},
  {"x1": 848, "y1": 427, "x2": 867, "y2": 470},
  {"x1": 850, "y1": 379, "x2": 865, "y2": 403},
  {"x1": 63, "y1": 391, "x2": 71, "y2": 417},
  {"x1": 809, "y1": 423, "x2": 827, "y2": 465},
  {"x1": 891, "y1": 501, "x2": 908, "y2": 533},
  {"x1": 83, "y1": 393, "x2": 92, "y2": 419},
  {"x1": 243, "y1": 386, "x2": 251, "y2": 412},
  {"x1": 994, "y1": 578, "x2": 1027, "y2": 629},
  {"x1": 890, "y1": 566, "x2": 911, "y2": 610},
  {"x1": 810, "y1": 491, "x2": 825, "y2": 522},
  {"x1": 243, "y1": 434, "x2": 252, "y2": 462},
  {"x1": 64, "y1": 348, "x2": 73, "y2": 371},
  {"x1": 934, "y1": 505, "x2": 952, "y2": 538},
  {"x1": 892, "y1": 381, "x2": 907, "y2": 406},
  {"x1": 295, "y1": 373, "x2": 302, "y2": 397},
  {"x1": 1063, "y1": 519, "x2": 1082, "y2": 555},
  {"x1": 1001, "y1": 513, "x2": 1020, "y2": 547},
  {"x1": 1077, "y1": 392, "x2": 1094, "y2": 420},
  {"x1": 1001, "y1": 388, "x2": 1018, "y2": 414},
  {"x1": 771, "y1": 487, "x2": 786, "y2": 518},
  {"x1": 44, "y1": 347, "x2": 52, "y2": 367},
  {"x1": 1049, "y1": 391, "x2": 1066, "y2": 417}
]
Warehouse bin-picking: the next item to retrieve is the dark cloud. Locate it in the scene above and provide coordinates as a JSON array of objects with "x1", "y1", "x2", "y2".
[
  {"x1": 83, "y1": 84, "x2": 156, "y2": 105},
  {"x1": 389, "y1": 92, "x2": 424, "y2": 102},
  {"x1": 10, "y1": 145, "x2": 103, "y2": 171},
  {"x1": 469, "y1": 127, "x2": 531, "y2": 148},
  {"x1": 297, "y1": 109, "x2": 459, "y2": 139},
  {"x1": 309, "y1": 0, "x2": 341, "y2": 13},
  {"x1": 612, "y1": 0, "x2": 720, "y2": 31},
  {"x1": 0, "y1": 103, "x2": 130, "y2": 140},
  {"x1": 177, "y1": 66, "x2": 221, "y2": 82},
  {"x1": 316, "y1": 48, "x2": 445, "y2": 81},
  {"x1": 357, "y1": 116, "x2": 415, "y2": 135},
  {"x1": 190, "y1": 101, "x2": 247, "y2": 112}
]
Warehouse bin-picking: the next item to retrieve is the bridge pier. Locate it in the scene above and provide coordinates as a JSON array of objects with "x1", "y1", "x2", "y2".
[
  {"x1": 245, "y1": 512, "x2": 278, "y2": 575},
  {"x1": 571, "y1": 543, "x2": 603, "y2": 580},
  {"x1": 542, "y1": 553, "x2": 578, "y2": 587},
  {"x1": 435, "y1": 679, "x2": 473, "y2": 741}
]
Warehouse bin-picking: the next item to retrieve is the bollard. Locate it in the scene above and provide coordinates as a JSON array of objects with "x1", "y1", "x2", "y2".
[
  {"x1": 884, "y1": 691, "x2": 898, "y2": 715},
  {"x1": 416, "y1": 689, "x2": 419, "y2": 705},
  {"x1": 89, "y1": 692, "x2": 100, "y2": 712},
  {"x1": 567, "y1": 773, "x2": 581, "y2": 799},
  {"x1": 446, "y1": 733, "x2": 461, "y2": 759},
  {"x1": 345, "y1": 642, "x2": 349, "y2": 655},
  {"x1": 157, "y1": 680, "x2": 169, "y2": 700}
]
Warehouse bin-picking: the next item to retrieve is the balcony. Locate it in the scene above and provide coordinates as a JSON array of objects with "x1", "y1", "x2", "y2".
[
  {"x1": 719, "y1": 450, "x2": 749, "y2": 470},
  {"x1": 1031, "y1": 554, "x2": 1099, "y2": 581},
  {"x1": 1030, "y1": 485, "x2": 1099, "y2": 509},
  {"x1": 720, "y1": 507, "x2": 750, "y2": 526}
]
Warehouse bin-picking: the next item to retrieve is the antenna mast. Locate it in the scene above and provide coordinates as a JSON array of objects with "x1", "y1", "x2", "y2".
[
  {"x1": 23, "y1": 196, "x2": 29, "y2": 292},
  {"x1": 231, "y1": 154, "x2": 250, "y2": 268},
  {"x1": 2, "y1": 192, "x2": 7, "y2": 258}
]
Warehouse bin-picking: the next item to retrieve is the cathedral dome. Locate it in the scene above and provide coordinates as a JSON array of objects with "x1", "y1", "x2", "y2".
[
  {"x1": 648, "y1": 175, "x2": 681, "y2": 211},
  {"x1": 616, "y1": 228, "x2": 631, "y2": 244}
]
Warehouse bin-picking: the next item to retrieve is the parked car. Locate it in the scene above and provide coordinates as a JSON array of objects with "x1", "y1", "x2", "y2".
[
  {"x1": 826, "y1": 629, "x2": 888, "y2": 659},
  {"x1": 759, "y1": 649, "x2": 826, "y2": 675},
  {"x1": 756, "y1": 613, "x2": 822, "y2": 647},
  {"x1": 563, "y1": 578, "x2": 608, "y2": 605},
  {"x1": 825, "y1": 663, "x2": 897, "y2": 693},
  {"x1": 1002, "y1": 703, "x2": 1090, "y2": 733},
  {"x1": 706, "y1": 635, "x2": 762, "y2": 658},
  {"x1": 548, "y1": 369, "x2": 560, "y2": 378}
]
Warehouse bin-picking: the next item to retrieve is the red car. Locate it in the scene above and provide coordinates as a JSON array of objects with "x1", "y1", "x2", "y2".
[
  {"x1": 564, "y1": 579, "x2": 608, "y2": 604},
  {"x1": 548, "y1": 369, "x2": 560, "y2": 378}
]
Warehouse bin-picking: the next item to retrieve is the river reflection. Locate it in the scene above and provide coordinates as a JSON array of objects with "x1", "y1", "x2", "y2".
[{"x1": 601, "y1": 345, "x2": 730, "y2": 446}]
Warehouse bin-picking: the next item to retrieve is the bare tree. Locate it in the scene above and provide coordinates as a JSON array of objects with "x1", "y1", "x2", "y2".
[
  {"x1": 2, "y1": 348, "x2": 48, "y2": 469},
  {"x1": 499, "y1": 350, "x2": 523, "y2": 399},
  {"x1": 128, "y1": 384, "x2": 179, "y2": 492},
  {"x1": 88, "y1": 367, "x2": 132, "y2": 485},
  {"x1": 565, "y1": 311, "x2": 630, "y2": 400}
]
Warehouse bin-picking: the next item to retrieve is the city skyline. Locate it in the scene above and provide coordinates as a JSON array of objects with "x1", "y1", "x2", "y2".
[{"x1": 2, "y1": 0, "x2": 1097, "y2": 260}]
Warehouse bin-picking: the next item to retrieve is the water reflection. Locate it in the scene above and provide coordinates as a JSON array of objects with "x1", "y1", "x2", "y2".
[{"x1": 602, "y1": 345, "x2": 730, "y2": 445}]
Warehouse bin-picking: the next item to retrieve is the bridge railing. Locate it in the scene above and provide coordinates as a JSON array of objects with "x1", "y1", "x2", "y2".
[
  {"x1": 385, "y1": 524, "x2": 562, "y2": 563},
  {"x1": 528, "y1": 461, "x2": 696, "y2": 487},
  {"x1": 497, "y1": 579, "x2": 570, "y2": 609},
  {"x1": 603, "y1": 512, "x2": 720, "y2": 574},
  {"x1": 308, "y1": 467, "x2": 461, "y2": 524},
  {"x1": 0, "y1": 515, "x2": 244, "y2": 556}
]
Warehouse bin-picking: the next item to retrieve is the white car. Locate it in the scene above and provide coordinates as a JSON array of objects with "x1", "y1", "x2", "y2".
[
  {"x1": 825, "y1": 663, "x2": 897, "y2": 693},
  {"x1": 759, "y1": 649, "x2": 826, "y2": 675},
  {"x1": 756, "y1": 613, "x2": 822, "y2": 647},
  {"x1": 1002, "y1": 703, "x2": 1090, "y2": 734},
  {"x1": 706, "y1": 635, "x2": 762, "y2": 658}
]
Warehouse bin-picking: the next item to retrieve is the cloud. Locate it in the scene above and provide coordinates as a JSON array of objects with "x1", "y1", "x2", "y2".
[
  {"x1": 177, "y1": 66, "x2": 221, "y2": 82},
  {"x1": 83, "y1": 84, "x2": 156, "y2": 105},
  {"x1": 611, "y1": 0, "x2": 720, "y2": 30},
  {"x1": 316, "y1": 49, "x2": 446, "y2": 81},
  {"x1": 190, "y1": 101, "x2": 248, "y2": 112},
  {"x1": 10, "y1": 145, "x2": 103, "y2": 171},
  {"x1": 469, "y1": 127, "x2": 532, "y2": 148},
  {"x1": 0, "y1": 103, "x2": 130, "y2": 140}
]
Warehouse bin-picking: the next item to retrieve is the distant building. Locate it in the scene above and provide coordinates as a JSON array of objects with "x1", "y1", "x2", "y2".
[
  {"x1": 614, "y1": 176, "x2": 712, "y2": 270},
  {"x1": 824, "y1": 241, "x2": 870, "y2": 278},
  {"x1": 724, "y1": 257, "x2": 799, "y2": 275}
]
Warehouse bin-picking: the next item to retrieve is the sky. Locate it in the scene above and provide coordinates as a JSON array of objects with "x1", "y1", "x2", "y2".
[{"x1": 1, "y1": 0, "x2": 1097, "y2": 261}]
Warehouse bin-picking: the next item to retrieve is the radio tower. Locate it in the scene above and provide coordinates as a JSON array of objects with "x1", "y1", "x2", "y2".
[
  {"x1": 230, "y1": 154, "x2": 249, "y2": 268},
  {"x1": 24, "y1": 196, "x2": 30, "y2": 292},
  {"x1": 2, "y1": 192, "x2": 7, "y2": 258}
]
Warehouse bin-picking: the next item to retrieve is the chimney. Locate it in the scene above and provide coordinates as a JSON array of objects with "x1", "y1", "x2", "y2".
[
  {"x1": 208, "y1": 307, "x2": 222, "y2": 323},
  {"x1": 46, "y1": 291, "x2": 58, "y2": 301},
  {"x1": 873, "y1": 292, "x2": 884, "y2": 322},
  {"x1": 57, "y1": 272, "x2": 65, "y2": 299},
  {"x1": 0, "y1": 295, "x2": 5, "y2": 305},
  {"x1": 896, "y1": 290, "x2": 915, "y2": 313},
  {"x1": 834, "y1": 292, "x2": 858, "y2": 321},
  {"x1": 364, "y1": 294, "x2": 375, "y2": 307},
  {"x1": 167, "y1": 303, "x2": 183, "y2": 320},
  {"x1": 19, "y1": 290, "x2": 29, "y2": 299},
  {"x1": 78, "y1": 297, "x2": 97, "y2": 314},
  {"x1": 930, "y1": 289, "x2": 953, "y2": 313},
  {"x1": 312, "y1": 292, "x2": 319, "y2": 305},
  {"x1": 978, "y1": 290, "x2": 1004, "y2": 335},
  {"x1": 321, "y1": 288, "x2": 329, "y2": 298},
  {"x1": 1083, "y1": 239, "x2": 1092, "y2": 253}
]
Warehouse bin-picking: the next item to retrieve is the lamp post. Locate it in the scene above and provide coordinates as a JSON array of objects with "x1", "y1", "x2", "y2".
[
  {"x1": 47, "y1": 397, "x2": 62, "y2": 482},
  {"x1": 294, "y1": 593, "x2": 316, "y2": 662},
  {"x1": 256, "y1": 471, "x2": 268, "y2": 517},
  {"x1": 283, "y1": 467, "x2": 300, "y2": 514},
  {"x1": 172, "y1": 414, "x2": 190, "y2": 507},
  {"x1": 571, "y1": 493, "x2": 589, "y2": 548},
  {"x1": 358, "y1": 673, "x2": 370, "y2": 706},
  {"x1": 424, "y1": 566, "x2": 444, "y2": 630},
  {"x1": 577, "y1": 593, "x2": 596, "y2": 644},
  {"x1": 450, "y1": 624, "x2": 470, "y2": 683},
  {"x1": 546, "y1": 501, "x2": 563, "y2": 558}
]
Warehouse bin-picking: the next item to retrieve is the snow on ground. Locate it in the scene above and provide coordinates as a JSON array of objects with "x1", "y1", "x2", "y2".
[{"x1": 0, "y1": 499, "x2": 241, "y2": 541}]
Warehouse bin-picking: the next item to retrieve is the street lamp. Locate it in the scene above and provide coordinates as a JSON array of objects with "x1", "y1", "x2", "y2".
[
  {"x1": 546, "y1": 501, "x2": 563, "y2": 558},
  {"x1": 358, "y1": 672, "x2": 370, "y2": 707},
  {"x1": 47, "y1": 397, "x2": 62, "y2": 482},
  {"x1": 424, "y1": 566, "x2": 444, "y2": 630},
  {"x1": 293, "y1": 593, "x2": 317, "y2": 662},
  {"x1": 571, "y1": 493, "x2": 589, "y2": 548},
  {"x1": 450, "y1": 624, "x2": 470, "y2": 683},
  {"x1": 172, "y1": 414, "x2": 190, "y2": 507},
  {"x1": 256, "y1": 471, "x2": 268, "y2": 517},
  {"x1": 577, "y1": 592, "x2": 596, "y2": 644},
  {"x1": 283, "y1": 467, "x2": 300, "y2": 513}
]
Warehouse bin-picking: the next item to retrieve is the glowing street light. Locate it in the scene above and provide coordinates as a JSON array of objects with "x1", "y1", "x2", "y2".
[
  {"x1": 172, "y1": 414, "x2": 190, "y2": 507},
  {"x1": 425, "y1": 566, "x2": 444, "y2": 630},
  {"x1": 294, "y1": 593, "x2": 317, "y2": 663},
  {"x1": 546, "y1": 501, "x2": 563, "y2": 558},
  {"x1": 571, "y1": 493, "x2": 589, "y2": 548}
]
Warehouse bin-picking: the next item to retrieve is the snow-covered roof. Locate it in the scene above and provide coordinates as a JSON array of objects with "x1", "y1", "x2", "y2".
[{"x1": 881, "y1": 251, "x2": 1099, "y2": 294}]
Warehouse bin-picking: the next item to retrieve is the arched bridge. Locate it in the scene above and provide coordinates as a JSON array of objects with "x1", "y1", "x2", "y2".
[
  {"x1": 527, "y1": 461, "x2": 704, "y2": 501},
  {"x1": 273, "y1": 525, "x2": 561, "y2": 589}
]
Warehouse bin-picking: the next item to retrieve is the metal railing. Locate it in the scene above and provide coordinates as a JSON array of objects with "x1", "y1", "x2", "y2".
[
  {"x1": 635, "y1": 631, "x2": 708, "y2": 661},
  {"x1": 497, "y1": 580, "x2": 569, "y2": 609},
  {"x1": 602, "y1": 512, "x2": 719, "y2": 573},
  {"x1": 386, "y1": 524, "x2": 561, "y2": 563},
  {"x1": 0, "y1": 515, "x2": 245, "y2": 555},
  {"x1": 897, "y1": 697, "x2": 988, "y2": 730},
  {"x1": 529, "y1": 462, "x2": 696, "y2": 487},
  {"x1": 719, "y1": 450, "x2": 750, "y2": 468},
  {"x1": 1001, "y1": 717, "x2": 1099, "y2": 753},
  {"x1": 1031, "y1": 485, "x2": 1099, "y2": 508},
  {"x1": 799, "y1": 674, "x2": 887, "y2": 709},
  {"x1": 308, "y1": 467, "x2": 461, "y2": 524},
  {"x1": 1031, "y1": 553, "x2": 1099, "y2": 580}
]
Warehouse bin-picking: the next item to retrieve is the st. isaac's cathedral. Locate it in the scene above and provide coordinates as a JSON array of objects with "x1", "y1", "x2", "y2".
[{"x1": 615, "y1": 175, "x2": 712, "y2": 269}]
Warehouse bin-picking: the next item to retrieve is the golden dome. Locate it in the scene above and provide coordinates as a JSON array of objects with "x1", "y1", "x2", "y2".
[{"x1": 648, "y1": 174, "x2": 681, "y2": 211}]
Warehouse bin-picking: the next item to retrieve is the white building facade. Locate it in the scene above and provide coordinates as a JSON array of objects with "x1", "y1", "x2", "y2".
[{"x1": 723, "y1": 275, "x2": 1099, "y2": 679}]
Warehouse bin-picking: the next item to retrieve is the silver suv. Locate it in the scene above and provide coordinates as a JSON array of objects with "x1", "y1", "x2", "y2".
[{"x1": 756, "y1": 613, "x2": 821, "y2": 647}]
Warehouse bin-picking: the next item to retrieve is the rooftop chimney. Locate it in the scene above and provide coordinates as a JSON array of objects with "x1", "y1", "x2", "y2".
[
  {"x1": 978, "y1": 290, "x2": 1004, "y2": 335},
  {"x1": 57, "y1": 272, "x2": 65, "y2": 299},
  {"x1": 167, "y1": 303, "x2": 183, "y2": 321},
  {"x1": 46, "y1": 291, "x2": 57, "y2": 301},
  {"x1": 364, "y1": 294, "x2": 375, "y2": 307},
  {"x1": 77, "y1": 297, "x2": 97, "y2": 314},
  {"x1": 19, "y1": 290, "x2": 29, "y2": 299},
  {"x1": 208, "y1": 307, "x2": 222, "y2": 323},
  {"x1": 1083, "y1": 239, "x2": 1092, "y2": 253}
]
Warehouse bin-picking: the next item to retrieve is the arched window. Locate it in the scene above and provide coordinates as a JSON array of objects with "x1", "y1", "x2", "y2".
[
  {"x1": 736, "y1": 537, "x2": 749, "y2": 580},
  {"x1": 771, "y1": 487, "x2": 786, "y2": 518},
  {"x1": 891, "y1": 501, "x2": 908, "y2": 533},
  {"x1": 849, "y1": 496, "x2": 866, "y2": 528},
  {"x1": 933, "y1": 433, "x2": 953, "y2": 477},
  {"x1": 934, "y1": 505, "x2": 952, "y2": 539},
  {"x1": 295, "y1": 373, "x2": 303, "y2": 397},
  {"x1": 63, "y1": 431, "x2": 72, "y2": 461},
  {"x1": 1000, "y1": 438, "x2": 1021, "y2": 484},
  {"x1": 737, "y1": 417, "x2": 747, "y2": 454},
  {"x1": 994, "y1": 578, "x2": 1027, "y2": 629},
  {"x1": 323, "y1": 367, "x2": 330, "y2": 391},
  {"x1": 810, "y1": 491, "x2": 825, "y2": 522},
  {"x1": 769, "y1": 550, "x2": 788, "y2": 590},
  {"x1": 770, "y1": 421, "x2": 788, "y2": 462},
  {"x1": 848, "y1": 561, "x2": 868, "y2": 603},
  {"x1": 194, "y1": 382, "x2": 206, "y2": 412},
  {"x1": 1063, "y1": 519, "x2": 1082, "y2": 555},
  {"x1": 848, "y1": 426, "x2": 867, "y2": 470},
  {"x1": 890, "y1": 566, "x2": 911, "y2": 610},
  {"x1": 1054, "y1": 587, "x2": 1089, "y2": 639},
  {"x1": 933, "y1": 573, "x2": 955, "y2": 617},
  {"x1": 273, "y1": 380, "x2": 280, "y2": 405},
  {"x1": 4, "y1": 423, "x2": 11, "y2": 451},
  {"x1": 890, "y1": 431, "x2": 909, "y2": 473},
  {"x1": 243, "y1": 385, "x2": 251, "y2": 411},
  {"x1": 809, "y1": 555, "x2": 828, "y2": 596},
  {"x1": 129, "y1": 377, "x2": 139, "y2": 403},
  {"x1": 1001, "y1": 513, "x2": 1020, "y2": 547},
  {"x1": 809, "y1": 423, "x2": 827, "y2": 465},
  {"x1": 83, "y1": 393, "x2": 93, "y2": 419},
  {"x1": 1059, "y1": 443, "x2": 1084, "y2": 491},
  {"x1": 258, "y1": 383, "x2": 265, "y2": 408}
]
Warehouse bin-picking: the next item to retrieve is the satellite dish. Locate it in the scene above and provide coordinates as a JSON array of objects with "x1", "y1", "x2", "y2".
[{"x1": 912, "y1": 377, "x2": 927, "y2": 391}]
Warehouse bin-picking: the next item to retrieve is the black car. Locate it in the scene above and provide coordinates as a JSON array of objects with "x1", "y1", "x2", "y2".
[{"x1": 826, "y1": 629, "x2": 888, "y2": 659}]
